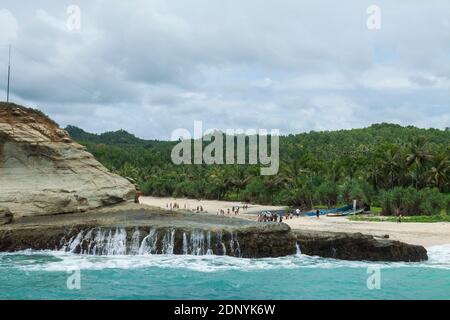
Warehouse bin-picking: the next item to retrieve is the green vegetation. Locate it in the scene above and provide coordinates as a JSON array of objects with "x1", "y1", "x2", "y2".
[
  {"x1": 66, "y1": 123, "x2": 449, "y2": 216},
  {"x1": 349, "y1": 214, "x2": 450, "y2": 223}
]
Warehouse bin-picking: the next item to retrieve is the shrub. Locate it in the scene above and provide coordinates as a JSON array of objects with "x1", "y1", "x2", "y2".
[
  {"x1": 380, "y1": 187, "x2": 445, "y2": 216},
  {"x1": 315, "y1": 181, "x2": 339, "y2": 208},
  {"x1": 341, "y1": 180, "x2": 375, "y2": 208},
  {"x1": 418, "y1": 188, "x2": 445, "y2": 215}
]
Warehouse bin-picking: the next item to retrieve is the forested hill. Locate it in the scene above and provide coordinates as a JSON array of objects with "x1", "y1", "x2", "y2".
[
  {"x1": 66, "y1": 123, "x2": 449, "y2": 152},
  {"x1": 65, "y1": 123, "x2": 449, "y2": 215},
  {"x1": 65, "y1": 125, "x2": 169, "y2": 148}
]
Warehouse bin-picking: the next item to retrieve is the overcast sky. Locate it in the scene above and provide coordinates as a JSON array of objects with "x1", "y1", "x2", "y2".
[{"x1": 0, "y1": 0, "x2": 449, "y2": 139}]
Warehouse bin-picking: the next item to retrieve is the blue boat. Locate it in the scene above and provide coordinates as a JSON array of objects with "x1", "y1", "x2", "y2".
[{"x1": 304, "y1": 204, "x2": 353, "y2": 217}]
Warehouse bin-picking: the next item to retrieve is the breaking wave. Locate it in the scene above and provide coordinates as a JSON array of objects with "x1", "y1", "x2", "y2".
[{"x1": 1, "y1": 243, "x2": 449, "y2": 273}]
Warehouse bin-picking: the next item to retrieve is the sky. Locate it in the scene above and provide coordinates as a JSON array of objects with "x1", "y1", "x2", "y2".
[{"x1": 0, "y1": 0, "x2": 449, "y2": 140}]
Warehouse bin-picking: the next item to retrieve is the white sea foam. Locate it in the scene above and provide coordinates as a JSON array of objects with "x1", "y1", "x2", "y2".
[{"x1": 1, "y1": 244, "x2": 449, "y2": 273}]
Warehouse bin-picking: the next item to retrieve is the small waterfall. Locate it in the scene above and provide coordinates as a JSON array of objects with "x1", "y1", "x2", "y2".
[
  {"x1": 139, "y1": 229, "x2": 158, "y2": 255},
  {"x1": 82, "y1": 229, "x2": 94, "y2": 254},
  {"x1": 206, "y1": 231, "x2": 213, "y2": 255},
  {"x1": 182, "y1": 232, "x2": 189, "y2": 255},
  {"x1": 229, "y1": 232, "x2": 241, "y2": 257},
  {"x1": 60, "y1": 227, "x2": 241, "y2": 257},
  {"x1": 68, "y1": 231, "x2": 84, "y2": 253},
  {"x1": 92, "y1": 228, "x2": 106, "y2": 255},
  {"x1": 181, "y1": 230, "x2": 213, "y2": 255},
  {"x1": 190, "y1": 230, "x2": 205, "y2": 255},
  {"x1": 217, "y1": 231, "x2": 226, "y2": 255},
  {"x1": 106, "y1": 228, "x2": 127, "y2": 255},
  {"x1": 129, "y1": 229, "x2": 141, "y2": 255},
  {"x1": 162, "y1": 229, "x2": 175, "y2": 254},
  {"x1": 296, "y1": 243, "x2": 302, "y2": 256}
]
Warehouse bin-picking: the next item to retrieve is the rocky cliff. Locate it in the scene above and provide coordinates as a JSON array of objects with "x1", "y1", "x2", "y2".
[{"x1": 0, "y1": 102, "x2": 136, "y2": 218}]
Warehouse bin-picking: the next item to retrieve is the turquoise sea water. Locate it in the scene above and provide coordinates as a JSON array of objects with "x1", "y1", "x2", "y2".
[{"x1": 1, "y1": 245, "x2": 449, "y2": 300}]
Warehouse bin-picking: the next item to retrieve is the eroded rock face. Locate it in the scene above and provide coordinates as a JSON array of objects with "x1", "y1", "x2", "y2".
[
  {"x1": 0, "y1": 207, "x2": 12, "y2": 225},
  {"x1": 0, "y1": 103, "x2": 136, "y2": 218},
  {"x1": 294, "y1": 230, "x2": 428, "y2": 262}
]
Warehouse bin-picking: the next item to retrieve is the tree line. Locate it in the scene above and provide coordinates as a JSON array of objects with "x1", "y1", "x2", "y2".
[{"x1": 66, "y1": 123, "x2": 449, "y2": 216}]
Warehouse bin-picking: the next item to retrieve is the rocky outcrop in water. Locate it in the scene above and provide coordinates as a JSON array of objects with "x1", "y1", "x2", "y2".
[
  {"x1": 0, "y1": 203, "x2": 427, "y2": 261},
  {"x1": 0, "y1": 103, "x2": 136, "y2": 218},
  {"x1": 294, "y1": 230, "x2": 428, "y2": 262},
  {"x1": 0, "y1": 205, "x2": 297, "y2": 258}
]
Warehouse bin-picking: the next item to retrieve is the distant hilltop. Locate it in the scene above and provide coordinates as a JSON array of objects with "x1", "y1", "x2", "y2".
[{"x1": 65, "y1": 122, "x2": 450, "y2": 150}]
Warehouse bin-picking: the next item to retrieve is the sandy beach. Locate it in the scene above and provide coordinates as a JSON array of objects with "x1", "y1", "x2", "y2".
[
  {"x1": 284, "y1": 217, "x2": 450, "y2": 247},
  {"x1": 140, "y1": 196, "x2": 450, "y2": 247},
  {"x1": 140, "y1": 196, "x2": 285, "y2": 215}
]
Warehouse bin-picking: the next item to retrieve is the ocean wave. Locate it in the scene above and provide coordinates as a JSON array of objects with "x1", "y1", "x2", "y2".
[{"x1": 1, "y1": 244, "x2": 449, "y2": 273}]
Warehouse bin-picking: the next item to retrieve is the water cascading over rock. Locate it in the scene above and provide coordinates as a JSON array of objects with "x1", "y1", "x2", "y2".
[{"x1": 60, "y1": 227, "x2": 242, "y2": 257}]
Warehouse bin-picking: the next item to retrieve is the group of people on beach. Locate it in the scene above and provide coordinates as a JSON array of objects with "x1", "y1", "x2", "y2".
[
  {"x1": 217, "y1": 204, "x2": 249, "y2": 216},
  {"x1": 258, "y1": 208, "x2": 322, "y2": 223},
  {"x1": 258, "y1": 212, "x2": 296, "y2": 223},
  {"x1": 167, "y1": 202, "x2": 181, "y2": 210},
  {"x1": 166, "y1": 202, "x2": 204, "y2": 213}
]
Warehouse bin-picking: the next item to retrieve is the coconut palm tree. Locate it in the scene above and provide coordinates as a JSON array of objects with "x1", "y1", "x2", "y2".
[
  {"x1": 406, "y1": 137, "x2": 434, "y2": 189},
  {"x1": 426, "y1": 155, "x2": 449, "y2": 191},
  {"x1": 380, "y1": 147, "x2": 403, "y2": 189}
]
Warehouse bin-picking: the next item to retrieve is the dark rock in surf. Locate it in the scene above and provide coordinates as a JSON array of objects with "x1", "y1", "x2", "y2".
[{"x1": 294, "y1": 230, "x2": 427, "y2": 262}]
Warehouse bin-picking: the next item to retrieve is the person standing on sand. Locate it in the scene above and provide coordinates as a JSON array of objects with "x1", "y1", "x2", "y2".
[
  {"x1": 398, "y1": 214, "x2": 402, "y2": 223},
  {"x1": 316, "y1": 209, "x2": 320, "y2": 219}
]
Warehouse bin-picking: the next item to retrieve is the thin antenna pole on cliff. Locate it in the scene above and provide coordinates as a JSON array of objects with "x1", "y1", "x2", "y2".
[{"x1": 6, "y1": 43, "x2": 11, "y2": 102}]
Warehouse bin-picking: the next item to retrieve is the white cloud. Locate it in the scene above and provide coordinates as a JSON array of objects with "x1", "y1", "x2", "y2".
[
  {"x1": 0, "y1": 9, "x2": 18, "y2": 42},
  {"x1": 0, "y1": 0, "x2": 449, "y2": 139}
]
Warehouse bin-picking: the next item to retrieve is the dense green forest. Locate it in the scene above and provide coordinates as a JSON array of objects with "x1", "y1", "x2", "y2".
[{"x1": 66, "y1": 124, "x2": 450, "y2": 216}]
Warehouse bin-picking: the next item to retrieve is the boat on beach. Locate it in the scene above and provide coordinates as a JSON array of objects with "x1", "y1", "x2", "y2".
[
  {"x1": 326, "y1": 208, "x2": 365, "y2": 217},
  {"x1": 304, "y1": 204, "x2": 353, "y2": 217}
]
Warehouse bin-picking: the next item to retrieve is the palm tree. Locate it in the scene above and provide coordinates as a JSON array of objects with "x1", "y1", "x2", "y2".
[
  {"x1": 406, "y1": 137, "x2": 434, "y2": 189},
  {"x1": 380, "y1": 147, "x2": 403, "y2": 189},
  {"x1": 226, "y1": 165, "x2": 251, "y2": 196},
  {"x1": 262, "y1": 174, "x2": 289, "y2": 203},
  {"x1": 426, "y1": 155, "x2": 449, "y2": 191}
]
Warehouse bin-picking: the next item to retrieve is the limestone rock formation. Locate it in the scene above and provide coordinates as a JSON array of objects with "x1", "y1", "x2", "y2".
[
  {"x1": 0, "y1": 102, "x2": 136, "y2": 218},
  {"x1": 0, "y1": 207, "x2": 12, "y2": 225}
]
